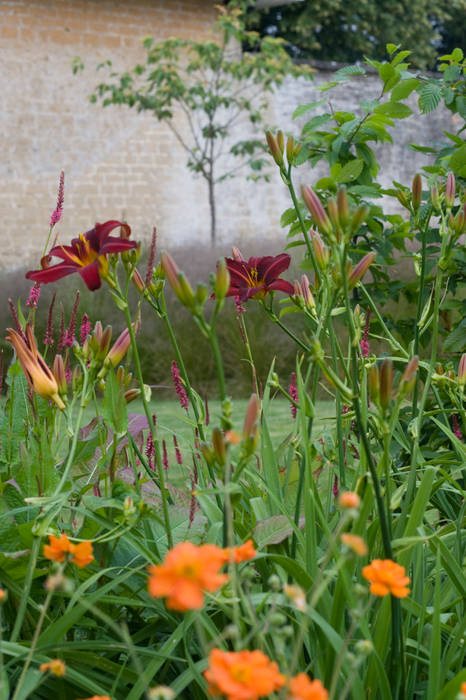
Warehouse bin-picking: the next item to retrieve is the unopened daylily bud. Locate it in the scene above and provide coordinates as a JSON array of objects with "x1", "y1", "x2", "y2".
[
  {"x1": 458, "y1": 353, "x2": 466, "y2": 386},
  {"x1": 161, "y1": 252, "x2": 185, "y2": 304},
  {"x1": 286, "y1": 135, "x2": 295, "y2": 164},
  {"x1": 337, "y1": 187, "x2": 350, "y2": 227},
  {"x1": 105, "y1": 328, "x2": 131, "y2": 368},
  {"x1": 350, "y1": 205, "x2": 369, "y2": 234},
  {"x1": 276, "y1": 130, "x2": 285, "y2": 155},
  {"x1": 311, "y1": 231, "x2": 329, "y2": 269},
  {"x1": 445, "y1": 172, "x2": 455, "y2": 209},
  {"x1": 243, "y1": 393, "x2": 260, "y2": 440},
  {"x1": 399, "y1": 356, "x2": 418, "y2": 396},
  {"x1": 177, "y1": 272, "x2": 196, "y2": 309},
  {"x1": 301, "y1": 274, "x2": 316, "y2": 313},
  {"x1": 124, "y1": 388, "x2": 140, "y2": 404},
  {"x1": 131, "y1": 268, "x2": 145, "y2": 293},
  {"x1": 53, "y1": 354, "x2": 67, "y2": 396},
  {"x1": 232, "y1": 246, "x2": 245, "y2": 262},
  {"x1": 412, "y1": 174, "x2": 422, "y2": 211},
  {"x1": 348, "y1": 253, "x2": 375, "y2": 289},
  {"x1": 293, "y1": 280, "x2": 303, "y2": 299},
  {"x1": 327, "y1": 197, "x2": 340, "y2": 229},
  {"x1": 200, "y1": 442, "x2": 215, "y2": 466},
  {"x1": 451, "y1": 209, "x2": 465, "y2": 236},
  {"x1": 368, "y1": 364, "x2": 380, "y2": 403},
  {"x1": 302, "y1": 186, "x2": 332, "y2": 237},
  {"x1": 215, "y1": 258, "x2": 230, "y2": 301},
  {"x1": 430, "y1": 185, "x2": 440, "y2": 210},
  {"x1": 265, "y1": 131, "x2": 284, "y2": 167},
  {"x1": 212, "y1": 427, "x2": 226, "y2": 465},
  {"x1": 72, "y1": 366, "x2": 82, "y2": 392},
  {"x1": 396, "y1": 189, "x2": 410, "y2": 210},
  {"x1": 379, "y1": 359, "x2": 393, "y2": 412},
  {"x1": 195, "y1": 282, "x2": 209, "y2": 307}
]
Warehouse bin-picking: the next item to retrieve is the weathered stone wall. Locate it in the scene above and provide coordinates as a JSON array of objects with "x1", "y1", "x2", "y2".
[{"x1": 1, "y1": 0, "x2": 453, "y2": 271}]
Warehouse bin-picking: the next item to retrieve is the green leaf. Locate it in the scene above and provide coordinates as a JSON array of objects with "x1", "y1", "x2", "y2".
[
  {"x1": 390, "y1": 78, "x2": 420, "y2": 101},
  {"x1": 417, "y1": 83, "x2": 442, "y2": 113},
  {"x1": 386, "y1": 44, "x2": 398, "y2": 56},
  {"x1": 374, "y1": 101, "x2": 412, "y2": 118},
  {"x1": 100, "y1": 368, "x2": 128, "y2": 438},
  {"x1": 302, "y1": 113, "x2": 332, "y2": 135},
  {"x1": 443, "y1": 318, "x2": 466, "y2": 352},
  {"x1": 335, "y1": 159, "x2": 364, "y2": 183},
  {"x1": 280, "y1": 208, "x2": 297, "y2": 227},
  {"x1": 254, "y1": 514, "x2": 303, "y2": 547},
  {"x1": 292, "y1": 99, "x2": 326, "y2": 119},
  {"x1": 449, "y1": 144, "x2": 466, "y2": 178}
]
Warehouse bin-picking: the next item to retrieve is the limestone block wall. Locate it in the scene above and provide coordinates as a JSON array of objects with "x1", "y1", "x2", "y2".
[{"x1": 1, "y1": 0, "x2": 454, "y2": 272}]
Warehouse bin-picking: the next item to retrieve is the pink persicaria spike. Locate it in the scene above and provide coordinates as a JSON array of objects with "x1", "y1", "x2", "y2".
[
  {"x1": 451, "y1": 414, "x2": 462, "y2": 441},
  {"x1": 289, "y1": 371, "x2": 298, "y2": 418},
  {"x1": 145, "y1": 226, "x2": 157, "y2": 288},
  {"x1": 332, "y1": 474, "x2": 339, "y2": 498},
  {"x1": 8, "y1": 299, "x2": 25, "y2": 339},
  {"x1": 63, "y1": 291, "x2": 80, "y2": 347},
  {"x1": 162, "y1": 439, "x2": 169, "y2": 470},
  {"x1": 234, "y1": 295, "x2": 246, "y2": 314},
  {"x1": 145, "y1": 433, "x2": 155, "y2": 471},
  {"x1": 171, "y1": 360, "x2": 188, "y2": 410},
  {"x1": 173, "y1": 434, "x2": 183, "y2": 464},
  {"x1": 80, "y1": 313, "x2": 91, "y2": 345},
  {"x1": 49, "y1": 171, "x2": 64, "y2": 227},
  {"x1": 57, "y1": 305, "x2": 66, "y2": 352},
  {"x1": 44, "y1": 292, "x2": 56, "y2": 346},
  {"x1": 189, "y1": 472, "x2": 196, "y2": 526},
  {"x1": 26, "y1": 282, "x2": 41, "y2": 309},
  {"x1": 360, "y1": 308, "x2": 371, "y2": 358}
]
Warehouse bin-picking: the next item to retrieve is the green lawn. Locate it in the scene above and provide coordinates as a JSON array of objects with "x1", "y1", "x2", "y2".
[{"x1": 130, "y1": 397, "x2": 335, "y2": 450}]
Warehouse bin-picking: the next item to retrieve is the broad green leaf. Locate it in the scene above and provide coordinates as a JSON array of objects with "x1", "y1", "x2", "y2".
[
  {"x1": 418, "y1": 83, "x2": 442, "y2": 113},
  {"x1": 292, "y1": 99, "x2": 326, "y2": 119},
  {"x1": 374, "y1": 101, "x2": 413, "y2": 118},
  {"x1": 390, "y1": 78, "x2": 420, "y2": 101},
  {"x1": 335, "y1": 159, "x2": 364, "y2": 183}
]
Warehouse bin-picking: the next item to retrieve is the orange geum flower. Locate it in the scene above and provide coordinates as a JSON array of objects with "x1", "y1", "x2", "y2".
[
  {"x1": 362, "y1": 559, "x2": 410, "y2": 598},
  {"x1": 226, "y1": 540, "x2": 257, "y2": 564},
  {"x1": 341, "y1": 533, "x2": 368, "y2": 557},
  {"x1": 338, "y1": 491, "x2": 360, "y2": 509},
  {"x1": 148, "y1": 542, "x2": 229, "y2": 612},
  {"x1": 288, "y1": 673, "x2": 328, "y2": 700},
  {"x1": 39, "y1": 659, "x2": 66, "y2": 676},
  {"x1": 204, "y1": 648, "x2": 285, "y2": 700},
  {"x1": 43, "y1": 533, "x2": 94, "y2": 568},
  {"x1": 77, "y1": 696, "x2": 111, "y2": 700}
]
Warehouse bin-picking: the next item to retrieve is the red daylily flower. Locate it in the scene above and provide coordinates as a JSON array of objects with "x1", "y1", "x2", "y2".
[
  {"x1": 225, "y1": 249, "x2": 294, "y2": 301},
  {"x1": 26, "y1": 221, "x2": 137, "y2": 291}
]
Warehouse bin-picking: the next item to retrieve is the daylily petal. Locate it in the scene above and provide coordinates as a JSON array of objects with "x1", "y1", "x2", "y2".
[
  {"x1": 267, "y1": 279, "x2": 294, "y2": 295},
  {"x1": 99, "y1": 236, "x2": 139, "y2": 255},
  {"x1": 261, "y1": 253, "x2": 291, "y2": 284},
  {"x1": 26, "y1": 263, "x2": 81, "y2": 284},
  {"x1": 78, "y1": 261, "x2": 102, "y2": 291}
]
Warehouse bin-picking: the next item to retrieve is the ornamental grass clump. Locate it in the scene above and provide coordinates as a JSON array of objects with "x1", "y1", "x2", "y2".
[{"x1": 0, "y1": 43, "x2": 465, "y2": 700}]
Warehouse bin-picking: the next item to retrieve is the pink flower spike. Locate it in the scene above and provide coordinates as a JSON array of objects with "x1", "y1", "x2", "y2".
[
  {"x1": 80, "y1": 313, "x2": 91, "y2": 345},
  {"x1": 289, "y1": 372, "x2": 298, "y2": 418},
  {"x1": 44, "y1": 292, "x2": 56, "y2": 346},
  {"x1": 173, "y1": 435, "x2": 183, "y2": 464},
  {"x1": 49, "y1": 171, "x2": 64, "y2": 227},
  {"x1": 162, "y1": 439, "x2": 169, "y2": 470},
  {"x1": 26, "y1": 282, "x2": 41, "y2": 309},
  {"x1": 451, "y1": 414, "x2": 462, "y2": 441},
  {"x1": 171, "y1": 360, "x2": 188, "y2": 410}
]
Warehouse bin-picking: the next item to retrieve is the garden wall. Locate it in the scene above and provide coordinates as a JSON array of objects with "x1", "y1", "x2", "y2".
[{"x1": 0, "y1": 0, "x2": 454, "y2": 272}]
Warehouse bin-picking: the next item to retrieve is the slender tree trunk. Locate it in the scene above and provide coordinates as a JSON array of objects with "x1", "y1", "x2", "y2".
[{"x1": 208, "y1": 176, "x2": 216, "y2": 245}]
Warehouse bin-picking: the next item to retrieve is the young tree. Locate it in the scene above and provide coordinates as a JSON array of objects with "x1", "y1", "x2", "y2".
[{"x1": 86, "y1": 5, "x2": 312, "y2": 243}]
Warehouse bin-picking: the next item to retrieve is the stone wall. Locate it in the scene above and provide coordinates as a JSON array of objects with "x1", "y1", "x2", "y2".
[{"x1": 1, "y1": 0, "x2": 453, "y2": 272}]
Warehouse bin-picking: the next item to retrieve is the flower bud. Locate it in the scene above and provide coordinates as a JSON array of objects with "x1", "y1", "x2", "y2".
[
  {"x1": 302, "y1": 186, "x2": 332, "y2": 237},
  {"x1": 53, "y1": 354, "x2": 67, "y2": 396},
  {"x1": 161, "y1": 252, "x2": 195, "y2": 308},
  {"x1": 276, "y1": 130, "x2": 285, "y2": 154},
  {"x1": 341, "y1": 533, "x2": 367, "y2": 556},
  {"x1": 458, "y1": 353, "x2": 466, "y2": 386},
  {"x1": 301, "y1": 274, "x2": 316, "y2": 313},
  {"x1": 124, "y1": 388, "x2": 140, "y2": 404},
  {"x1": 214, "y1": 258, "x2": 230, "y2": 301},
  {"x1": 212, "y1": 427, "x2": 226, "y2": 465},
  {"x1": 195, "y1": 282, "x2": 209, "y2": 307},
  {"x1": 399, "y1": 356, "x2": 418, "y2": 396},
  {"x1": 350, "y1": 205, "x2": 369, "y2": 234},
  {"x1": 131, "y1": 268, "x2": 145, "y2": 293},
  {"x1": 412, "y1": 173, "x2": 422, "y2": 211},
  {"x1": 396, "y1": 189, "x2": 410, "y2": 210},
  {"x1": 105, "y1": 328, "x2": 131, "y2": 368},
  {"x1": 379, "y1": 359, "x2": 393, "y2": 412},
  {"x1": 0, "y1": 588, "x2": 8, "y2": 604},
  {"x1": 327, "y1": 197, "x2": 340, "y2": 230},
  {"x1": 231, "y1": 246, "x2": 245, "y2": 262},
  {"x1": 430, "y1": 185, "x2": 440, "y2": 210},
  {"x1": 445, "y1": 172, "x2": 455, "y2": 209},
  {"x1": 311, "y1": 231, "x2": 329, "y2": 269},
  {"x1": 348, "y1": 253, "x2": 375, "y2": 289},
  {"x1": 265, "y1": 131, "x2": 284, "y2": 167},
  {"x1": 242, "y1": 393, "x2": 260, "y2": 440},
  {"x1": 368, "y1": 364, "x2": 380, "y2": 403}
]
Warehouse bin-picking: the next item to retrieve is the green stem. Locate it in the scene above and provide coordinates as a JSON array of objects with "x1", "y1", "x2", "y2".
[
  {"x1": 10, "y1": 537, "x2": 41, "y2": 643},
  {"x1": 265, "y1": 307, "x2": 310, "y2": 353},
  {"x1": 329, "y1": 320, "x2": 346, "y2": 489},
  {"x1": 208, "y1": 327, "x2": 226, "y2": 402},
  {"x1": 122, "y1": 300, "x2": 173, "y2": 549},
  {"x1": 286, "y1": 168, "x2": 321, "y2": 284},
  {"x1": 411, "y1": 208, "x2": 430, "y2": 418}
]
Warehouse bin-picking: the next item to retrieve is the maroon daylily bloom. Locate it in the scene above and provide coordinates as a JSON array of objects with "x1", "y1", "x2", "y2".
[
  {"x1": 225, "y1": 251, "x2": 294, "y2": 301},
  {"x1": 26, "y1": 220, "x2": 137, "y2": 291}
]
